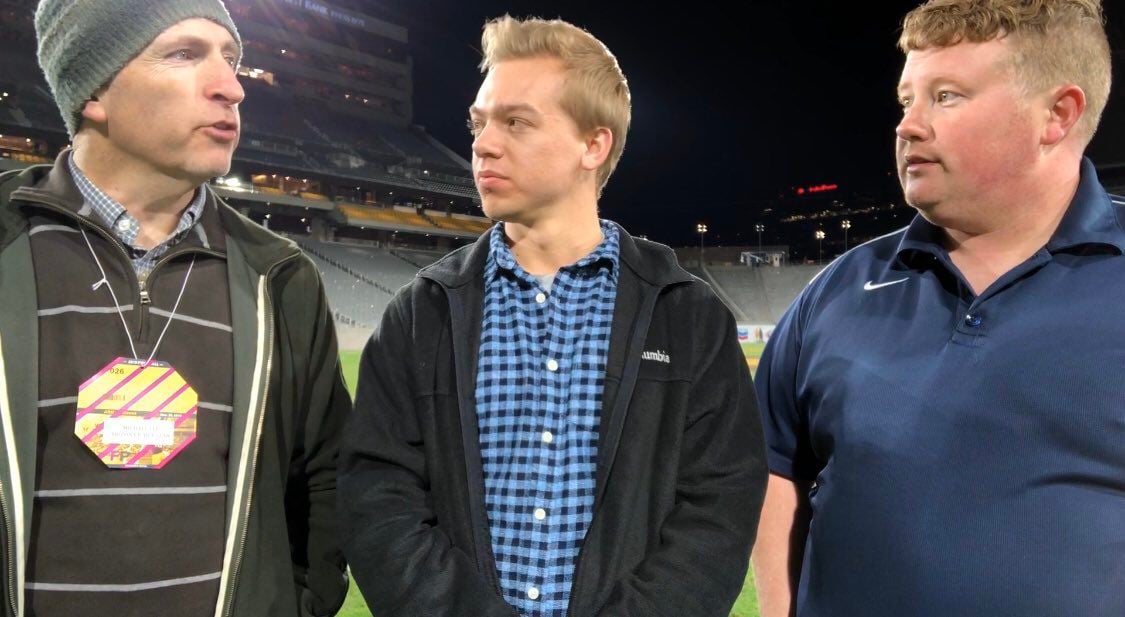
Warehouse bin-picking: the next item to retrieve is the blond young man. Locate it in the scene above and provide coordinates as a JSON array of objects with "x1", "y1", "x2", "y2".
[
  {"x1": 339, "y1": 16, "x2": 767, "y2": 617},
  {"x1": 753, "y1": 1, "x2": 1120, "y2": 616}
]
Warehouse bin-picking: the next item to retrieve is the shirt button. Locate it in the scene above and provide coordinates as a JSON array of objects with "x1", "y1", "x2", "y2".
[
  {"x1": 534, "y1": 508, "x2": 547, "y2": 521},
  {"x1": 527, "y1": 587, "x2": 540, "y2": 600},
  {"x1": 541, "y1": 431, "x2": 554, "y2": 444},
  {"x1": 546, "y1": 359, "x2": 559, "y2": 372},
  {"x1": 535, "y1": 292, "x2": 547, "y2": 304},
  {"x1": 116, "y1": 219, "x2": 130, "y2": 231},
  {"x1": 964, "y1": 314, "x2": 983, "y2": 328}
]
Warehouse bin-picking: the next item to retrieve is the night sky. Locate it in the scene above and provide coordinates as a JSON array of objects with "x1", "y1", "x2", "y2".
[{"x1": 365, "y1": 0, "x2": 1125, "y2": 247}]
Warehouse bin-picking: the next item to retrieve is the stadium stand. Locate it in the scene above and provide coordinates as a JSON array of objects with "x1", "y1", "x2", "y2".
[
  {"x1": 0, "y1": 106, "x2": 19, "y2": 126},
  {"x1": 708, "y1": 264, "x2": 824, "y2": 324},
  {"x1": 419, "y1": 178, "x2": 480, "y2": 199},
  {"x1": 683, "y1": 265, "x2": 749, "y2": 324},
  {"x1": 235, "y1": 144, "x2": 308, "y2": 170},
  {"x1": 294, "y1": 238, "x2": 425, "y2": 328},
  {"x1": 339, "y1": 204, "x2": 427, "y2": 230},
  {"x1": 239, "y1": 81, "x2": 326, "y2": 144},
  {"x1": 303, "y1": 239, "x2": 419, "y2": 292},
  {"x1": 428, "y1": 213, "x2": 493, "y2": 234},
  {"x1": 390, "y1": 248, "x2": 446, "y2": 268}
]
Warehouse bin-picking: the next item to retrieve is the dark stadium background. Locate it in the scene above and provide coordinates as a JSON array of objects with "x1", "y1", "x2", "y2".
[
  {"x1": 397, "y1": 0, "x2": 1125, "y2": 248},
  {"x1": 2, "y1": 1, "x2": 1121, "y2": 252}
]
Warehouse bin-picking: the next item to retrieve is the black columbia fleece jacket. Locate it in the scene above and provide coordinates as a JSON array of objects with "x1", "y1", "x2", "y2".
[{"x1": 340, "y1": 224, "x2": 767, "y2": 616}]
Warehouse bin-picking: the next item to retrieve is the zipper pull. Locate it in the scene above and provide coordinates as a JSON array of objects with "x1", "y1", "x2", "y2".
[{"x1": 139, "y1": 279, "x2": 151, "y2": 305}]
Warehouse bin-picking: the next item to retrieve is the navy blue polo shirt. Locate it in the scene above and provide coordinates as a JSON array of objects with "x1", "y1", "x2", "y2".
[{"x1": 756, "y1": 158, "x2": 1125, "y2": 617}]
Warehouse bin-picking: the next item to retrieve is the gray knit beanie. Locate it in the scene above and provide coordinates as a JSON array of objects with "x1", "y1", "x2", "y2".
[{"x1": 35, "y1": 0, "x2": 242, "y2": 137}]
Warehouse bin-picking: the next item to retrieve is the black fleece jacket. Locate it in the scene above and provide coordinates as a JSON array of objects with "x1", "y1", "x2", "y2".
[{"x1": 339, "y1": 224, "x2": 767, "y2": 617}]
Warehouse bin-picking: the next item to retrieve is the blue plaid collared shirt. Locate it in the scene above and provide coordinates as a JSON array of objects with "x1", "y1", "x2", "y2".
[
  {"x1": 476, "y1": 220, "x2": 620, "y2": 616},
  {"x1": 68, "y1": 152, "x2": 206, "y2": 277}
]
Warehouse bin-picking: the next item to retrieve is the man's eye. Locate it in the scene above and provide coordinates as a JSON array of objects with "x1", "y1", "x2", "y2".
[
  {"x1": 171, "y1": 49, "x2": 194, "y2": 61},
  {"x1": 507, "y1": 118, "x2": 527, "y2": 130},
  {"x1": 936, "y1": 91, "x2": 958, "y2": 103},
  {"x1": 466, "y1": 119, "x2": 482, "y2": 136},
  {"x1": 898, "y1": 97, "x2": 912, "y2": 111}
]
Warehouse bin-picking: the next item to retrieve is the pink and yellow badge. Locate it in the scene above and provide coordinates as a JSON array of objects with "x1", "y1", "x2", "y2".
[{"x1": 74, "y1": 357, "x2": 198, "y2": 469}]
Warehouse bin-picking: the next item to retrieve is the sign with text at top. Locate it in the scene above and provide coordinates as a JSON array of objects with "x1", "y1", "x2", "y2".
[{"x1": 75, "y1": 358, "x2": 198, "y2": 469}]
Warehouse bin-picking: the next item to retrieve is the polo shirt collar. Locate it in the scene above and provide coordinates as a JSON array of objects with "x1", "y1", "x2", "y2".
[
  {"x1": 895, "y1": 157, "x2": 1124, "y2": 268},
  {"x1": 894, "y1": 214, "x2": 947, "y2": 267},
  {"x1": 1045, "y1": 157, "x2": 1125, "y2": 254}
]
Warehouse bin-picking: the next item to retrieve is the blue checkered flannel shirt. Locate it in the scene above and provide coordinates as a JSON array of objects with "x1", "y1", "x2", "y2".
[{"x1": 475, "y1": 220, "x2": 620, "y2": 616}]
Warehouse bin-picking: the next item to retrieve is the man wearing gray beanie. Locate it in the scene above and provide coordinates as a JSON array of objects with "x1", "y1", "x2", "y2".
[{"x1": 0, "y1": 2, "x2": 350, "y2": 616}]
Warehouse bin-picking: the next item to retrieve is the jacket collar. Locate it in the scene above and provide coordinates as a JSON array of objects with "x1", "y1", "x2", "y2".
[
  {"x1": 0, "y1": 150, "x2": 299, "y2": 274},
  {"x1": 420, "y1": 220, "x2": 694, "y2": 289},
  {"x1": 895, "y1": 157, "x2": 1124, "y2": 267}
]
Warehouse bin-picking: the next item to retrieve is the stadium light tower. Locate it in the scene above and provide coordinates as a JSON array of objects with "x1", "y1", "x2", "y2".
[
  {"x1": 696, "y1": 223, "x2": 708, "y2": 265},
  {"x1": 815, "y1": 229, "x2": 826, "y2": 263},
  {"x1": 755, "y1": 223, "x2": 765, "y2": 255},
  {"x1": 841, "y1": 219, "x2": 852, "y2": 252}
]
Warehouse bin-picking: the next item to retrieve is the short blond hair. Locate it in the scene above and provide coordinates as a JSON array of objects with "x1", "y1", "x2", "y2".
[
  {"x1": 900, "y1": 0, "x2": 1111, "y2": 144},
  {"x1": 480, "y1": 15, "x2": 632, "y2": 194}
]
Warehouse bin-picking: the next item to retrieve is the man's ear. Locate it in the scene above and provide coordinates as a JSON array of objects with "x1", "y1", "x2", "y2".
[
  {"x1": 580, "y1": 127, "x2": 613, "y2": 172},
  {"x1": 80, "y1": 92, "x2": 107, "y2": 125},
  {"x1": 1041, "y1": 84, "x2": 1085, "y2": 147}
]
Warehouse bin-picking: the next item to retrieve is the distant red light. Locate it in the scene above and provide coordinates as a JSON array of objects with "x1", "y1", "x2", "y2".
[{"x1": 796, "y1": 184, "x2": 839, "y2": 195}]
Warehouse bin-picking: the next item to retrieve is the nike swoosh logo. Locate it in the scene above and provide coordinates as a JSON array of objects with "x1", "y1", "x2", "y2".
[{"x1": 864, "y1": 278, "x2": 909, "y2": 291}]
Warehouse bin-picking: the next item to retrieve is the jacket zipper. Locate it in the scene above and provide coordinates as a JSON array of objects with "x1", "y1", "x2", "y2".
[
  {"x1": 426, "y1": 278, "x2": 506, "y2": 597},
  {"x1": 219, "y1": 254, "x2": 298, "y2": 617},
  {"x1": 17, "y1": 196, "x2": 224, "y2": 343},
  {"x1": 0, "y1": 478, "x2": 12, "y2": 617},
  {"x1": 565, "y1": 287, "x2": 662, "y2": 617},
  {"x1": 137, "y1": 247, "x2": 224, "y2": 336}
]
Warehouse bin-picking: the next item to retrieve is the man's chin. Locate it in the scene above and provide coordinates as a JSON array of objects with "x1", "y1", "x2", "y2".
[
  {"x1": 191, "y1": 160, "x2": 234, "y2": 184},
  {"x1": 908, "y1": 199, "x2": 964, "y2": 230},
  {"x1": 903, "y1": 187, "x2": 939, "y2": 213},
  {"x1": 480, "y1": 197, "x2": 524, "y2": 223}
]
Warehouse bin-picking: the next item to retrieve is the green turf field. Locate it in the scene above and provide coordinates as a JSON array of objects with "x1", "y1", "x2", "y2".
[
  {"x1": 339, "y1": 351, "x2": 362, "y2": 397},
  {"x1": 336, "y1": 342, "x2": 766, "y2": 617}
]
